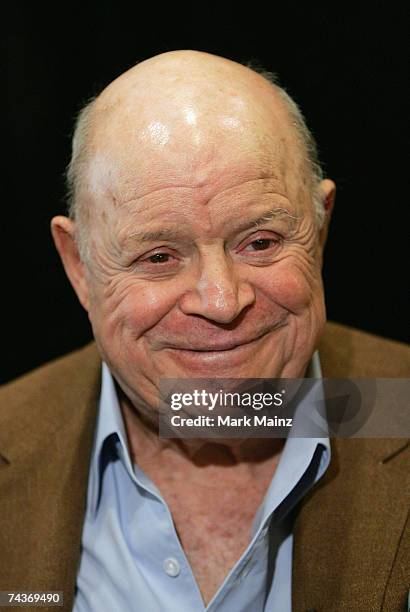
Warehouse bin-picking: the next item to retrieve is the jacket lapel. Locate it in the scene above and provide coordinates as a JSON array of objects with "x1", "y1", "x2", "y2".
[
  {"x1": 0, "y1": 344, "x2": 101, "y2": 612},
  {"x1": 292, "y1": 438, "x2": 410, "y2": 611}
]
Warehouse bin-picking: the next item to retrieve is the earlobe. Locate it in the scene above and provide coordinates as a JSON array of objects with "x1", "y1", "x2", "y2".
[{"x1": 50, "y1": 216, "x2": 90, "y2": 311}]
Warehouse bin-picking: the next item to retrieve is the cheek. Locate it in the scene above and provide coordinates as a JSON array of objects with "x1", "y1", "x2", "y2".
[
  {"x1": 90, "y1": 279, "x2": 178, "y2": 341},
  {"x1": 253, "y1": 260, "x2": 321, "y2": 314}
]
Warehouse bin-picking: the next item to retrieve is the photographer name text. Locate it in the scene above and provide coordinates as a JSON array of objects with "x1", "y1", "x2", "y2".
[{"x1": 170, "y1": 414, "x2": 293, "y2": 428}]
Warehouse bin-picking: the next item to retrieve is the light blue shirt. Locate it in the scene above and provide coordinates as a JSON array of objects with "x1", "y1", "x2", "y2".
[{"x1": 73, "y1": 354, "x2": 330, "y2": 612}]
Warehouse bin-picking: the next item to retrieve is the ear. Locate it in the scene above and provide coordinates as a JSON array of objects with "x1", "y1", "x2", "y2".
[
  {"x1": 317, "y1": 179, "x2": 336, "y2": 256},
  {"x1": 50, "y1": 216, "x2": 90, "y2": 311}
]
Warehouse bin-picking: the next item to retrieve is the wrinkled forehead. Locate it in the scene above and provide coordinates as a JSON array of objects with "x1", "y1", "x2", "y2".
[{"x1": 81, "y1": 76, "x2": 307, "y2": 212}]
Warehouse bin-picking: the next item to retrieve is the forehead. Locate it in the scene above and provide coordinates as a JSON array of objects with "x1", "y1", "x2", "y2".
[
  {"x1": 82, "y1": 80, "x2": 309, "y2": 223},
  {"x1": 87, "y1": 129, "x2": 306, "y2": 215}
]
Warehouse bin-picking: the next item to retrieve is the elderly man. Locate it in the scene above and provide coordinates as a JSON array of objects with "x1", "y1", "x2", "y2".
[{"x1": 1, "y1": 51, "x2": 409, "y2": 612}]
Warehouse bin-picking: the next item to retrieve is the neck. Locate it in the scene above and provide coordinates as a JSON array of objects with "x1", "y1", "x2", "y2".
[{"x1": 117, "y1": 387, "x2": 285, "y2": 477}]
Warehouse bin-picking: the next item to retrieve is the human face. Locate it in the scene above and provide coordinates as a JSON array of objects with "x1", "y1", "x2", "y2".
[{"x1": 80, "y1": 133, "x2": 327, "y2": 411}]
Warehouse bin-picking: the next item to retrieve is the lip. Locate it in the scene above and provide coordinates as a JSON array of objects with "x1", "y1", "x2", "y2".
[
  {"x1": 169, "y1": 333, "x2": 267, "y2": 352},
  {"x1": 164, "y1": 317, "x2": 288, "y2": 353},
  {"x1": 165, "y1": 337, "x2": 263, "y2": 368},
  {"x1": 163, "y1": 319, "x2": 288, "y2": 368}
]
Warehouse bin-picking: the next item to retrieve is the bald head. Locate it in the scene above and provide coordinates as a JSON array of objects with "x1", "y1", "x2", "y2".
[{"x1": 66, "y1": 50, "x2": 324, "y2": 260}]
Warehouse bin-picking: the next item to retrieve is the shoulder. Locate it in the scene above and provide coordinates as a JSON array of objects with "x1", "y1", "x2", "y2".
[
  {"x1": 0, "y1": 343, "x2": 101, "y2": 461},
  {"x1": 1, "y1": 342, "x2": 101, "y2": 406},
  {"x1": 319, "y1": 321, "x2": 410, "y2": 377}
]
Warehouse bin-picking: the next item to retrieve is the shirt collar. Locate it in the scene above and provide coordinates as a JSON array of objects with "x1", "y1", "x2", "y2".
[
  {"x1": 254, "y1": 350, "x2": 330, "y2": 528},
  {"x1": 306, "y1": 348, "x2": 322, "y2": 378},
  {"x1": 88, "y1": 362, "x2": 133, "y2": 517},
  {"x1": 89, "y1": 351, "x2": 329, "y2": 518}
]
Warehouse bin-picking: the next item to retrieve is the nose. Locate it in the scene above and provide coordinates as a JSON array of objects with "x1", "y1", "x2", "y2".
[{"x1": 178, "y1": 252, "x2": 256, "y2": 324}]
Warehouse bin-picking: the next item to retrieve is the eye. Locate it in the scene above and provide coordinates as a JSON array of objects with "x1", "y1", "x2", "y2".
[
  {"x1": 246, "y1": 238, "x2": 276, "y2": 251},
  {"x1": 242, "y1": 234, "x2": 282, "y2": 252},
  {"x1": 134, "y1": 249, "x2": 180, "y2": 273},
  {"x1": 147, "y1": 252, "x2": 172, "y2": 263}
]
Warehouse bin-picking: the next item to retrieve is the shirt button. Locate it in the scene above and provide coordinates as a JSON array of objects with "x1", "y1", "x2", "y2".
[{"x1": 163, "y1": 557, "x2": 181, "y2": 577}]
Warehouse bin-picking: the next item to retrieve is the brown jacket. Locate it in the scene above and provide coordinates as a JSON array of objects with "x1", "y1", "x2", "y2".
[{"x1": 0, "y1": 321, "x2": 409, "y2": 612}]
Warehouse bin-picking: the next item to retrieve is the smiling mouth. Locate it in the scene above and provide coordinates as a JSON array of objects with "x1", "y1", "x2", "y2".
[
  {"x1": 174, "y1": 335, "x2": 265, "y2": 353},
  {"x1": 166, "y1": 318, "x2": 288, "y2": 354}
]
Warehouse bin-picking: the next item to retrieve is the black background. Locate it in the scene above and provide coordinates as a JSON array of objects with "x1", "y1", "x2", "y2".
[{"x1": 4, "y1": 2, "x2": 409, "y2": 383}]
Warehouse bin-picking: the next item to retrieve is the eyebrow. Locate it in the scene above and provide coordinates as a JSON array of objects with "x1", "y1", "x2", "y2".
[
  {"x1": 250, "y1": 207, "x2": 300, "y2": 230},
  {"x1": 125, "y1": 207, "x2": 300, "y2": 244},
  {"x1": 126, "y1": 228, "x2": 185, "y2": 243}
]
